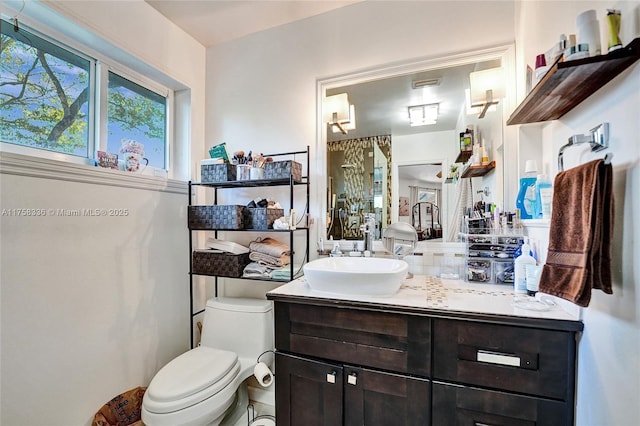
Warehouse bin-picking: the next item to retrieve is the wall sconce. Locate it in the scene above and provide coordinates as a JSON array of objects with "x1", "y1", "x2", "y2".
[
  {"x1": 469, "y1": 67, "x2": 505, "y2": 119},
  {"x1": 324, "y1": 93, "x2": 355, "y2": 134},
  {"x1": 408, "y1": 103, "x2": 438, "y2": 126}
]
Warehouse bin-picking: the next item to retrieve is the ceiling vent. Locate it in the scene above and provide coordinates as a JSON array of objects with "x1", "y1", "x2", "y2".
[{"x1": 411, "y1": 78, "x2": 441, "y2": 89}]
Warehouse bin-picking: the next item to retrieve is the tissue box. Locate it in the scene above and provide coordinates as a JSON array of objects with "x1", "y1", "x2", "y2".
[
  {"x1": 188, "y1": 205, "x2": 248, "y2": 230},
  {"x1": 245, "y1": 208, "x2": 284, "y2": 230},
  {"x1": 192, "y1": 250, "x2": 250, "y2": 277},
  {"x1": 201, "y1": 161, "x2": 236, "y2": 183},
  {"x1": 264, "y1": 160, "x2": 302, "y2": 182}
]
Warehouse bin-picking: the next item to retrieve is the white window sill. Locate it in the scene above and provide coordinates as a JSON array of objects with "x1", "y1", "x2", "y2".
[{"x1": 0, "y1": 151, "x2": 188, "y2": 194}]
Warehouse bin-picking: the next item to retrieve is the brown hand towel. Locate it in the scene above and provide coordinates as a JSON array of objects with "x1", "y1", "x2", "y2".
[{"x1": 539, "y1": 159, "x2": 613, "y2": 307}]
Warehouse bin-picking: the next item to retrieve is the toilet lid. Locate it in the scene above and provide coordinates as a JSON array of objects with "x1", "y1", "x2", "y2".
[{"x1": 147, "y1": 346, "x2": 239, "y2": 403}]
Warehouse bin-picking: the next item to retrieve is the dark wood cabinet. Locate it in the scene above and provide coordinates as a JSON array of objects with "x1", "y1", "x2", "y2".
[
  {"x1": 275, "y1": 353, "x2": 343, "y2": 426},
  {"x1": 432, "y1": 382, "x2": 569, "y2": 426},
  {"x1": 276, "y1": 352, "x2": 431, "y2": 426},
  {"x1": 269, "y1": 298, "x2": 582, "y2": 426},
  {"x1": 344, "y1": 365, "x2": 430, "y2": 426}
]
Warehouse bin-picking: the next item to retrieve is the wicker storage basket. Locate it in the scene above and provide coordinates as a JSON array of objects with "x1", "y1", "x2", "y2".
[
  {"x1": 264, "y1": 160, "x2": 302, "y2": 182},
  {"x1": 192, "y1": 250, "x2": 250, "y2": 277},
  {"x1": 246, "y1": 208, "x2": 284, "y2": 230},
  {"x1": 201, "y1": 163, "x2": 236, "y2": 183},
  {"x1": 188, "y1": 205, "x2": 248, "y2": 230}
]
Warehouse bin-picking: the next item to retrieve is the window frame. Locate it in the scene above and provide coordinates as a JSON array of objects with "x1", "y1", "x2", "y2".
[{"x1": 0, "y1": 14, "x2": 174, "y2": 175}]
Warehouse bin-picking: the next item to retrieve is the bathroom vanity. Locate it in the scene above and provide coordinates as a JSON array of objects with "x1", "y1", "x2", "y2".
[{"x1": 267, "y1": 276, "x2": 583, "y2": 426}]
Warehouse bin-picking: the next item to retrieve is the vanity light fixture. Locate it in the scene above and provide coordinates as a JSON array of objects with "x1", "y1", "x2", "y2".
[
  {"x1": 469, "y1": 67, "x2": 505, "y2": 119},
  {"x1": 408, "y1": 103, "x2": 438, "y2": 126},
  {"x1": 324, "y1": 93, "x2": 355, "y2": 134},
  {"x1": 465, "y1": 88, "x2": 497, "y2": 116}
]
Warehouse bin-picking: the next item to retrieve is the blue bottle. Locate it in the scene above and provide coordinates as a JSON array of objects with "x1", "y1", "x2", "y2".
[
  {"x1": 534, "y1": 174, "x2": 553, "y2": 219},
  {"x1": 516, "y1": 176, "x2": 537, "y2": 219}
]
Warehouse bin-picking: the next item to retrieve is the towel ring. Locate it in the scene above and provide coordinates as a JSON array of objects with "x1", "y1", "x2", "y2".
[{"x1": 558, "y1": 123, "x2": 612, "y2": 171}]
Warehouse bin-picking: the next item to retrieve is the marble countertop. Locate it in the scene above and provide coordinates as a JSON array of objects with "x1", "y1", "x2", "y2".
[{"x1": 267, "y1": 275, "x2": 582, "y2": 325}]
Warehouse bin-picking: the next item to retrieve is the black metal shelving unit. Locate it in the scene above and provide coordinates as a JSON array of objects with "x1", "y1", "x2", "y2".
[{"x1": 187, "y1": 147, "x2": 310, "y2": 347}]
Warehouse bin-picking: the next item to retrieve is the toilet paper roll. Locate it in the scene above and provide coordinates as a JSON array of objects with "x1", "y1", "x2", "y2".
[{"x1": 253, "y1": 362, "x2": 274, "y2": 388}]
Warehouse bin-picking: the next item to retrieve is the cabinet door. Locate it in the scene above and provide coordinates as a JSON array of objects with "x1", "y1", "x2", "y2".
[
  {"x1": 275, "y1": 352, "x2": 343, "y2": 426},
  {"x1": 344, "y1": 365, "x2": 431, "y2": 426},
  {"x1": 432, "y1": 382, "x2": 569, "y2": 426}
]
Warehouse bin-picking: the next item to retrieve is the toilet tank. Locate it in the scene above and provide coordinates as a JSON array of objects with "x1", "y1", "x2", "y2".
[{"x1": 200, "y1": 297, "x2": 274, "y2": 360}]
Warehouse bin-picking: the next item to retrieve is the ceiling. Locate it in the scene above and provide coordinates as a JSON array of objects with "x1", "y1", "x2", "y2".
[{"x1": 145, "y1": 0, "x2": 361, "y2": 47}]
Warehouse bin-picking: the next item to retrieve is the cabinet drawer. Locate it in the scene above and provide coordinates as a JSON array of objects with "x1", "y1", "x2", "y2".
[
  {"x1": 275, "y1": 302, "x2": 431, "y2": 376},
  {"x1": 433, "y1": 319, "x2": 576, "y2": 400},
  {"x1": 432, "y1": 382, "x2": 570, "y2": 426}
]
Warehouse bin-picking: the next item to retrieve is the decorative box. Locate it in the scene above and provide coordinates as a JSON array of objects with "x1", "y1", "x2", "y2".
[
  {"x1": 188, "y1": 205, "x2": 248, "y2": 230},
  {"x1": 201, "y1": 161, "x2": 236, "y2": 183},
  {"x1": 246, "y1": 208, "x2": 284, "y2": 230},
  {"x1": 264, "y1": 160, "x2": 302, "y2": 182},
  {"x1": 192, "y1": 250, "x2": 250, "y2": 278}
]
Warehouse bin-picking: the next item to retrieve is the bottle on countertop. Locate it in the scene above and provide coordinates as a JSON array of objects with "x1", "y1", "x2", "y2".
[
  {"x1": 514, "y1": 239, "x2": 536, "y2": 294},
  {"x1": 535, "y1": 174, "x2": 553, "y2": 219},
  {"x1": 515, "y1": 160, "x2": 538, "y2": 220}
]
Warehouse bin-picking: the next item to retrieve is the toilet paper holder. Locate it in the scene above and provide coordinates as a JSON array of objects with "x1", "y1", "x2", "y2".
[{"x1": 257, "y1": 349, "x2": 275, "y2": 365}]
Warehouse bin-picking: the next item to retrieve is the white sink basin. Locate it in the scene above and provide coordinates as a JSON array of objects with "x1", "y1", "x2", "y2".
[{"x1": 303, "y1": 257, "x2": 408, "y2": 296}]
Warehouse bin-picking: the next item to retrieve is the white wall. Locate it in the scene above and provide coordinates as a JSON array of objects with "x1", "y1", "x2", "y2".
[
  {"x1": 0, "y1": 1, "x2": 206, "y2": 425},
  {"x1": 515, "y1": 1, "x2": 640, "y2": 424}
]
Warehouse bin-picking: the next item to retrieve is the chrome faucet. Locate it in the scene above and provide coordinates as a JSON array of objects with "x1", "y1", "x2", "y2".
[{"x1": 361, "y1": 213, "x2": 376, "y2": 253}]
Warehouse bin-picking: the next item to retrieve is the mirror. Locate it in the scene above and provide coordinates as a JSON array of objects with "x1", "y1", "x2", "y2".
[{"x1": 320, "y1": 45, "x2": 515, "y2": 244}]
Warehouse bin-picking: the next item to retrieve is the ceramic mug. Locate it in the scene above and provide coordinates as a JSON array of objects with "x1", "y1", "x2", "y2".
[{"x1": 122, "y1": 152, "x2": 149, "y2": 172}]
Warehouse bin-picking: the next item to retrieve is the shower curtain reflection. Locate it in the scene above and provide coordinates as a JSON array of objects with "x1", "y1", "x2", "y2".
[{"x1": 327, "y1": 135, "x2": 391, "y2": 240}]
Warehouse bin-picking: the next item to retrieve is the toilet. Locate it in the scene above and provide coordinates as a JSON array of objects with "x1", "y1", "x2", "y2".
[{"x1": 141, "y1": 297, "x2": 274, "y2": 426}]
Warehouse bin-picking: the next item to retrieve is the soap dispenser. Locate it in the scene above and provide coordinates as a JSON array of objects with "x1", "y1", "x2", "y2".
[{"x1": 514, "y1": 239, "x2": 536, "y2": 294}]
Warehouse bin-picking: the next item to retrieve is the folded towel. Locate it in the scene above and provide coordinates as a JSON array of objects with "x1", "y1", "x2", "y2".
[
  {"x1": 249, "y1": 237, "x2": 291, "y2": 258},
  {"x1": 242, "y1": 262, "x2": 272, "y2": 278},
  {"x1": 539, "y1": 159, "x2": 614, "y2": 307},
  {"x1": 271, "y1": 264, "x2": 301, "y2": 281},
  {"x1": 249, "y1": 251, "x2": 290, "y2": 268}
]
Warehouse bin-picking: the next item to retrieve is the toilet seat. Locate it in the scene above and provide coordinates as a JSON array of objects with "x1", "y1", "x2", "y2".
[{"x1": 144, "y1": 346, "x2": 240, "y2": 414}]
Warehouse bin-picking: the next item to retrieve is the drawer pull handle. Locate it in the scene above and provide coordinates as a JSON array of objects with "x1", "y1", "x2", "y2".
[
  {"x1": 477, "y1": 350, "x2": 521, "y2": 367},
  {"x1": 347, "y1": 372, "x2": 357, "y2": 385},
  {"x1": 326, "y1": 371, "x2": 336, "y2": 384}
]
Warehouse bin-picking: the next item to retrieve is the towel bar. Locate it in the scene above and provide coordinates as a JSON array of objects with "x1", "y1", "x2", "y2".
[{"x1": 558, "y1": 122, "x2": 610, "y2": 171}]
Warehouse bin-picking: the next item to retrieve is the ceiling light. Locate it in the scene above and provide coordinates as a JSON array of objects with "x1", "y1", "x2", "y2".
[
  {"x1": 408, "y1": 103, "x2": 438, "y2": 126},
  {"x1": 411, "y1": 78, "x2": 441, "y2": 89},
  {"x1": 469, "y1": 67, "x2": 505, "y2": 119}
]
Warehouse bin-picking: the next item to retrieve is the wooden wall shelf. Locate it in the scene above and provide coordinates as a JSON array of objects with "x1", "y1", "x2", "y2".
[
  {"x1": 507, "y1": 38, "x2": 640, "y2": 125},
  {"x1": 461, "y1": 161, "x2": 495, "y2": 178},
  {"x1": 455, "y1": 150, "x2": 473, "y2": 163}
]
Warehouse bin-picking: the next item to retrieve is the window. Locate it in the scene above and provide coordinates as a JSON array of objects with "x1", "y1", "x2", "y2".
[
  {"x1": 1, "y1": 19, "x2": 92, "y2": 157},
  {"x1": 107, "y1": 72, "x2": 167, "y2": 169},
  {"x1": 1, "y1": 19, "x2": 170, "y2": 171}
]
